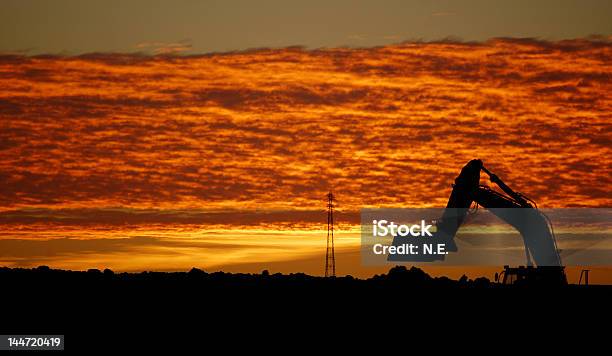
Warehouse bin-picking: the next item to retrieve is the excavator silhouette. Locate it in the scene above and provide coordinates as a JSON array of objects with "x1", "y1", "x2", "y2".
[{"x1": 389, "y1": 159, "x2": 567, "y2": 285}]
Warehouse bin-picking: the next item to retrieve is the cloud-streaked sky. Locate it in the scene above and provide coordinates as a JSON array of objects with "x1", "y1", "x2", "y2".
[
  {"x1": 1, "y1": 38, "x2": 610, "y2": 276},
  {"x1": 1, "y1": 0, "x2": 611, "y2": 54},
  {"x1": 2, "y1": 38, "x2": 610, "y2": 215}
]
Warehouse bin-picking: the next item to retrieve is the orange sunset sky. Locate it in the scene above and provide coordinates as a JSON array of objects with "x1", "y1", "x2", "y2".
[{"x1": 0, "y1": 1, "x2": 611, "y2": 282}]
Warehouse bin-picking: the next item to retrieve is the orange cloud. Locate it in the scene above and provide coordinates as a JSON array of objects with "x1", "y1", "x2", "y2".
[
  {"x1": 135, "y1": 40, "x2": 193, "y2": 55},
  {"x1": 0, "y1": 38, "x2": 610, "y2": 273},
  {"x1": 1, "y1": 38, "x2": 610, "y2": 215}
]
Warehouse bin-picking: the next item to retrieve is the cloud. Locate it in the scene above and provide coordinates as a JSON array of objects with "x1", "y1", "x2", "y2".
[
  {"x1": 0, "y1": 235, "x2": 306, "y2": 270},
  {"x1": 135, "y1": 40, "x2": 193, "y2": 55},
  {"x1": 0, "y1": 37, "x2": 610, "y2": 219},
  {"x1": 0, "y1": 208, "x2": 361, "y2": 228}
]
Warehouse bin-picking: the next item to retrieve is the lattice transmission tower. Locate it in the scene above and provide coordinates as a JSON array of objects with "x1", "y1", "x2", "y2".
[{"x1": 325, "y1": 192, "x2": 336, "y2": 277}]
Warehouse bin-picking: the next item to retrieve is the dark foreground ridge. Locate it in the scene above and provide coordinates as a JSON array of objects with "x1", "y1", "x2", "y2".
[
  {"x1": 1, "y1": 265, "x2": 610, "y2": 343},
  {"x1": 4, "y1": 264, "x2": 491, "y2": 287},
  {"x1": 0, "y1": 264, "x2": 606, "y2": 288},
  {"x1": 2, "y1": 264, "x2": 611, "y2": 293}
]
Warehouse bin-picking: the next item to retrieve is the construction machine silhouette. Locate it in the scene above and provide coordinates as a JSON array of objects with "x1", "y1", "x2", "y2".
[{"x1": 390, "y1": 159, "x2": 567, "y2": 285}]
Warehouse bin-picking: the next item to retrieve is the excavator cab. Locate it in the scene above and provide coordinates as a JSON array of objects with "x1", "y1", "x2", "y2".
[{"x1": 497, "y1": 265, "x2": 567, "y2": 286}]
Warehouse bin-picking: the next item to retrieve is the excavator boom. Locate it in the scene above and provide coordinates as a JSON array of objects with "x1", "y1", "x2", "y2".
[
  {"x1": 436, "y1": 159, "x2": 561, "y2": 266},
  {"x1": 389, "y1": 159, "x2": 566, "y2": 284}
]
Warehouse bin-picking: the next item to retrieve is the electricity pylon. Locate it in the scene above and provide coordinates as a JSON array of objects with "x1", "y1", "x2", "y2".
[{"x1": 325, "y1": 192, "x2": 335, "y2": 277}]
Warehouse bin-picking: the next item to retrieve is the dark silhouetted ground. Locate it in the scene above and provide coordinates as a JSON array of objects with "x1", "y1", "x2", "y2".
[{"x1": 0, "y1": 265, "x2": 608, "y2": 351}]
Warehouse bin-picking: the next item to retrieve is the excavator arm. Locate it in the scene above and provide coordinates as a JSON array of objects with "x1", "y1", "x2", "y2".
[
  {"x1": 436, "y1": 159, "x2": 562, "y2": 267},
  {"x1": 390, "y1": 159, "x2": 562, "y2": 267}
]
